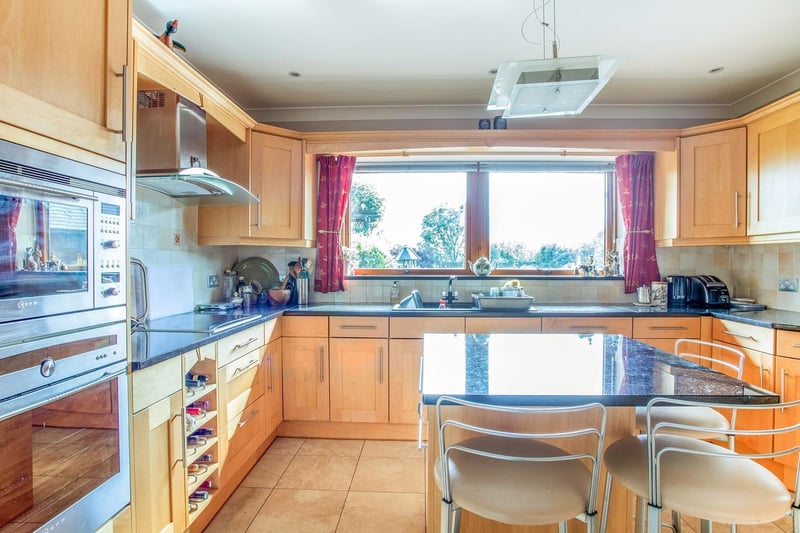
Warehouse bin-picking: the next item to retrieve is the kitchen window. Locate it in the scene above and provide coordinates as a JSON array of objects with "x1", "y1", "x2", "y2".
[{"x1": 346, "y1": 161, "x2": 617, "y2": 276}]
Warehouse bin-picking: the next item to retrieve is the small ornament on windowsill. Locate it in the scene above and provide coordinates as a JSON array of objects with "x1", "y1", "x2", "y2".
[
  {"x1": 155, "y1": 19, "x2": 187, "y2": 54},
  {"x1": 605, "y1": 250, "x2": 621, "y2": 277}
]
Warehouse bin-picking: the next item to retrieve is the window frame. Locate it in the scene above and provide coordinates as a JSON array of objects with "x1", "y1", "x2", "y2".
[{"x1": 345, "y1": 163, "x2": 618, "y2": 277}]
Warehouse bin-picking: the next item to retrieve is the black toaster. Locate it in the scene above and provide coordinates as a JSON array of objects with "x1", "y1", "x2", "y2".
[{"x1": 686, "y1": 275, "x2": 730, "y2": 308}]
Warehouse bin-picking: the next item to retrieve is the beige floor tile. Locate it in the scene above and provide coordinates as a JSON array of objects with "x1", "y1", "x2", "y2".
[
  {"x1": 203, "y1": 486, "x2": 270, "y2": 533},
  {"x1": 277, "y1": 454, "x2": 359, "y2": 490},
  {"x1": 298, "y1": 438, "x2": 364, "y2": 457},
  {"x1": 239, "y1": 452, "x2": 293, "y2": 488},
  {"x1": 265, "y1": 436, "x2": 304, "y2": 455},
  {"x1": 350, "y1": 456, "x2": 425, "y2": 493},
  {"x1": 360, "y1": 440, "x2": 424, "y2": 459},
  {"x1": 247, "y1": 489, "x2": 347, "y2": 533},
  {"x1": 336, "y1": 491, "x2": 425, "y2": 533}
]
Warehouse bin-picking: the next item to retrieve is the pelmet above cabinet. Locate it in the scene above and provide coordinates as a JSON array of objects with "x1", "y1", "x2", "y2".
[{"x1": 0, "y1": 0, "x2": 130, "y2": 168}]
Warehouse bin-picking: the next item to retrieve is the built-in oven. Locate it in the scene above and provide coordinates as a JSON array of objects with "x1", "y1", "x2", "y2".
[
  {"x1": 0, "y1": 139, "x2": 126, "y2": 324},
  {"x1": 0, "y1": 319, "x2": 129, "y2": 533}
]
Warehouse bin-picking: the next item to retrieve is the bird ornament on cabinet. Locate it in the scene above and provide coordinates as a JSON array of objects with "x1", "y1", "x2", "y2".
[{"x1": 156, "y1": 19, "x2": 187, "y2": 53}]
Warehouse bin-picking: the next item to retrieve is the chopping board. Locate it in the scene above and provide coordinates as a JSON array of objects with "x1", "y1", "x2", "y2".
[{"x1": 146, "y1": 265, "x2": 194, "y2": 320}]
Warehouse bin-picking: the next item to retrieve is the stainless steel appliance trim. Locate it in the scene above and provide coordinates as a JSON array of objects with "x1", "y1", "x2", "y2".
[
  {"x1": 0, "y1": 361, "x2": 126, "y2": 423},
  {"x1": 0, "y1": 176, "x2": 97, "y2": 201}
]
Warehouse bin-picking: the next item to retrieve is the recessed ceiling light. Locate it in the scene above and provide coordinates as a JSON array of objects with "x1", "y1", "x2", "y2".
[
  {"x1": 288, "y1": 71, "x2": 301, "y2": 78},
  {"x1": 708, "y1": 66, "x2": 724, "y2": 74}
]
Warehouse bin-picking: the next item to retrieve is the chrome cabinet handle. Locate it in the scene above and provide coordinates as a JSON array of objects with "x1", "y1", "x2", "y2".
[
  {"x1": 340, "y1": 324, "x2": 377, "y2": 330},
  {"x1": 734, "y1": 191, "x2": 740, "y2": 228},
  {"x1": 649, "y1": 326, "x2": 687, "y2": 331},
  {"x1": 256, "y1": 193, "x2": 262, "y2": 228},
  {"x1": 722, "y1": 330, "x2": 757, "y2": 342},
  {"x1": 792, "y1": 344, "x2": 800, "y2": 349},
  {"x1": 781, "y1": 368, "x2": 787, "y2": 412},
  {"x1": 747, "y1": 191, "x2": 752, "y2": 229},
  {"x1": 238, "y1": 409, "x2": 260, "y2": 427},
  {"x1": 233, "y1": 337, "x2": 259, "y2": 351},
  {"x1": 174, "y1": 410, "x2": 187, "y2": 467},
  {"x1": 112, "y1": 65, "x2": 129, "y2": 140},
  {"x1": 569, "y1": 325, "x2": 608, "y2": 330},
  {"x1": 232, "y1": 359, "x2": 259, "y2": 376},
  {"x1": 418, "y1": 355, "x2": 424, "y2": 393},
  {"x1": 319, "y1": 346, "x2": 325, "y2": 383},
  {"x1": 378, "y1": 347, "x2": 384, "y2": 384},
  {"x1": 267, "y1": 355, "x2": 274, "y2": 392}
]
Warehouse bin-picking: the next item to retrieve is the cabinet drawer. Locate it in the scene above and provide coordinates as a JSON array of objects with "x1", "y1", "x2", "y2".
[
  {"x1": 713, "y1": 318, "x2": 775, "y2": 353},
  {"x1": 777, "y1": 330, "x2": 800, "y2": 359},
  {"x1": 222, "y1": 348, "x2": 265, "y2": 416},
  {"x1": 465, "y1": 317, "x2": 542, "y2": 333},
  {"x1": 542, "y1": 317, "x2": 632, "y2": 336},
  {"x1": 282, "y1": 316, "x2": 328, "y2": 338},
  {"x1": 217, "y1": 325, "x2": 265, "y2": 367},
  {"x1": 132, "y1": 356, "x2": 182, "y2": 414},
  {"x1": 223, "y1": 394, "x2": 266, "y2": 480},
  {"x1": 330, "y1": 316, "x2": 388, "y2": 338},
  {"x1": 633, "y1": 317, "x2": 701, "y2": 339},
  {"x1": 389, "y1": 317, "x2": 464, "y2": 339}
]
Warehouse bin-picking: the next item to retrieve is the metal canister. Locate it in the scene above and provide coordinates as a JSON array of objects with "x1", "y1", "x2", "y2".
[{"x1": 296, "y1": 276, "x2": 309, "y2": 306}]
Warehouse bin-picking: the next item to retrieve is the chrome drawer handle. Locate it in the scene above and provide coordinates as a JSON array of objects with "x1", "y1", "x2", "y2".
[
  {"x1": 233, "y1": 337, "x2": 259, "y2": 351},
  {"x1": 649, "y1": 326, "x2": 687, "y2": 331},
  {"x1": 722, "y1": 330, "x2": 757, "y2": 342},
  {"x1": 792, "y1": 344, "x2": 800, "y2": 349},
  {"x1": 238, "y1": 409, "x2": 260, "y2": 427},
  {"x1": 232, "y1": 359, "x2": 259, "y2": 376},
  {"x1": 340, "y1": 324, "x2": 377, "y2": 329},
  {"x1": 569, "y1": 325, "x2": 608, "y2": 330}
]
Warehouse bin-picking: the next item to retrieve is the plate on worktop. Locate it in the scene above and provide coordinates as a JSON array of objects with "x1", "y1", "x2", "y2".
[{"x1": 234, "y1": 257, "x2": 280, "y2": 290}]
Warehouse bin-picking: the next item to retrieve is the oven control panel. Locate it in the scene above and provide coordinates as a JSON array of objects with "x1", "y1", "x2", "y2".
[{"x1": 95, "y1": 197, "x2": 126, "y2": 307}]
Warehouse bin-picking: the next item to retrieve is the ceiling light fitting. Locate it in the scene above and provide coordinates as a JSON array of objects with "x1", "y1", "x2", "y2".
[{"x1": 488, "y1": 0, "x2": 619, "y2": 118}]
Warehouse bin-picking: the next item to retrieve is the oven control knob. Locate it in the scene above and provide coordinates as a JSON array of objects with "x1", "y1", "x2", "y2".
[
  {"x1": 103, "y1": 287, "x2": 120, "y2": 297},
  {"x1": 40, "y1": 357, "x2": 55, "y2": 377},
  {"x1": 101, "y1": 240, "x2": 121, "y2": 249}
]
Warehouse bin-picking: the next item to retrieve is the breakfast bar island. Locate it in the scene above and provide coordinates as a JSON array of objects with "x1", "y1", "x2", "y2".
[{"x1": 421, "y1": 333, "x2": 779, "y2": 533}]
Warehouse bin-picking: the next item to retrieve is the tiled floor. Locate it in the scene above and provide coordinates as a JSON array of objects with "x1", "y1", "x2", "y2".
[
  {"x1": 204, "y1": 438, "x2": 425, "y2": 533},
  {"x1": 206, "y1": 437, "x2": 795, "y2": 533}
]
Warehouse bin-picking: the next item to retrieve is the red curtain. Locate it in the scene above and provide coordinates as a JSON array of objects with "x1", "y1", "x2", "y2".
[
  {"x1": 315, "y1": 155, "x2": 356, "y2": 293},
  {"x1": 0, "y1": 196, "x2": 23, "y2": 272},
  {"x1": 616, "y1": 153, "x2": 660, "y2": 293}
]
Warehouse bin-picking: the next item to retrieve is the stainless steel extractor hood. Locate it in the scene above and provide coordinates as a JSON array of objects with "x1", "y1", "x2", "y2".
[{"x1": 136, "y1": 90, "x2": 258, "y2": 206}]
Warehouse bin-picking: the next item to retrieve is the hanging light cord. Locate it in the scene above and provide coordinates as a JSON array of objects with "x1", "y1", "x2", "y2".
[{"x1": 520, "y1": 0, "x2": 561, "y2": 58}]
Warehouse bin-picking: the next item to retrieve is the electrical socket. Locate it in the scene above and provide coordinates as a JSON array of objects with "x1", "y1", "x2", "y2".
[
  {"x1": 207, "y1": 274, "x2": 219, "y2": 288},
  {"x1": 172, "y1": 232, "x2": 182, "y2": 247},
  {"x1": 778, "y1": 277, "x2": 799, "y2": 292}
]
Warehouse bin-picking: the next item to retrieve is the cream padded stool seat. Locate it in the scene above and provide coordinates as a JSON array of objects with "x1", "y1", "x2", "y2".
[
  {"x1": 600, "y1": 398, "x2": 800, "y2": 533},
  {"x1": 435, "y1": 396, "x2": 606, "y2": 533},
  {"x1": 434, "y1": 436, "x2": 592, "y2": 526},
  {"x1": 603, "y1": 434, "x2": 791, "y2": 525}
]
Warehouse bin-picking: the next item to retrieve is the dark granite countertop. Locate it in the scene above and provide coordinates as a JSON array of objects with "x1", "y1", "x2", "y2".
[
  {"x1": 420, "y1": 333, "x2": 779, "y2": 406},
  {"x1": 129, "y1": 303, "x2": 800, "y2": 372},
  {"x1": 130, "y1": 306, "x2": 287, "y2": 370}
]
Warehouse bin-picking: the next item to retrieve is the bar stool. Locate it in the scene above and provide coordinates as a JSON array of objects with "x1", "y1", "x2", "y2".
[
  {"x1": 600, "y1": 397, "x2": 800, "y2": 533},
  {"x1": 634, "y1": 340, "x2": 745, "y2": 443},
  {"x1": 434, "y1": 395, "x2": 606, "y2": 533}
]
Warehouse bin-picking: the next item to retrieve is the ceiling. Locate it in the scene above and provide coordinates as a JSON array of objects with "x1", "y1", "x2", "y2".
[{"x1": 133, "y1": 0, "x2": 800, "y2": 132}]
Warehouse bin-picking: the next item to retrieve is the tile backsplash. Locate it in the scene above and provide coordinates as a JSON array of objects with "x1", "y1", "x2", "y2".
[{"x1": 130, "y1": 191, "x2": 800, "y2": 312}]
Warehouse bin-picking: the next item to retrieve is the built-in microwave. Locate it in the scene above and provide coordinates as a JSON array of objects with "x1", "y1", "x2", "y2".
[{"x1": 0, "y1": 140, "x2": 126, "y2": 324}]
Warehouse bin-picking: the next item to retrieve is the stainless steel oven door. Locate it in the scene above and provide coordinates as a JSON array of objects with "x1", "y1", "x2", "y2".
[{"x1": 0, "y1": 323, "x2": 129, "y2": 533}]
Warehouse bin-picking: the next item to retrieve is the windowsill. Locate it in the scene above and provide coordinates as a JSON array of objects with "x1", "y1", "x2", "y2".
[{"x1": 346, "y1": 274, "x2": 625, "y2": 281}]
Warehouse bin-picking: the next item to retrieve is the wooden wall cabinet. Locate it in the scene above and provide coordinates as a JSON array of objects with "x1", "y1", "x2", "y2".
[
  {"x1": 679, "y1": 128, "x2": 747, "y2": 240},
  {"x1": 746, "y1": 100, "x2": 800, "y2": 236},
  {"x1": 0, "y1": 0, "x2": 130, "y2": 167}
]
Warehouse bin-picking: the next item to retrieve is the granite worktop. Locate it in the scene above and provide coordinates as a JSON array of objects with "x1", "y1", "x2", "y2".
[
  {"x1": 129, "y1": 303, "x2": 800, "y2": 372},
  {"x1": 420, "y1": 333, "x2": 778, "y2": 406}
]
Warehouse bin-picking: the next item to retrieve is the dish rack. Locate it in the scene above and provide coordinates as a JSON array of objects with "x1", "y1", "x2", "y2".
[{"x1": 471, "y1": 293, "x2": 535, "y2": 311}]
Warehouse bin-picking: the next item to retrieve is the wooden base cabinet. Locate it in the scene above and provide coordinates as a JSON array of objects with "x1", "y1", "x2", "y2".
[
  {"x1": 329, "y1": 338, "x2": 389, "y2": 422},
  {"x1": 389, "y1": 339, "x2": 425, "y2": 425},
  {"x1": 282, "y1": 335, "x2": 330, "y2": 421},
  {"x1": 131, "y1": 391, "x2": 186, "y2": 533}
]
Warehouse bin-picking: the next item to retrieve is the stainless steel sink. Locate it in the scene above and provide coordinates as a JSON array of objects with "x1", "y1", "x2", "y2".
[{"x1": 391, "y1": 302, "x2": 476, "y2": 312}]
